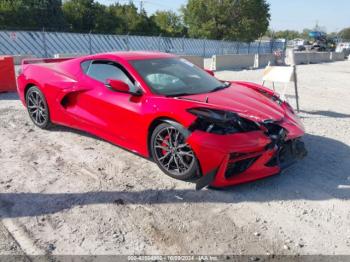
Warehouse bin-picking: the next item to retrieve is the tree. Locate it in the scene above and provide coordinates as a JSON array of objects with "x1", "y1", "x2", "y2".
[
  {"x1": 62, "y1": 0, "x2": 98, "y2": 32},
  {"x1": 339, "y1": 27, "x2": 350, "y2": 40},
  {"x1": 0, "y1": 0, "x2": 23, "y2": 28},
  {"x1": 93, "y1": 3, "x2": 121, "y2": 34},
  {"x1": 151, "y1": 11, "x2": 186, "y2": 37},
  {"x1": 38, "y1": 0, "x2": 65, "y2": 29},
  {"x1": 274, "y1": 30, "x2": 300, "y2": 40},
  {"x1": 108, "y1": 3, "x2": 156, "y2": 35},
  {"x1": 300, "y1": 29, "x2": 312, "y2": 40},
  {"x1": 182, "y1": 0, "x2": 270, "y2": 42},
  {"x1": 0, "y1": 0, "x2": 65, "y2": 30}
]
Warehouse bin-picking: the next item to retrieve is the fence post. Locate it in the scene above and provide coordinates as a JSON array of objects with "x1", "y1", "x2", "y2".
[
  {"x1": 203, "y1": 38, "x2": 206, "y2": 57},
  {"x1": 248, "y1": 42, "x2": 251, "y2": 54},
  {"x1": 126, "y1": 33, "x2": 130, "y2": 51},
  {"x1": 221, "y1": 39, "x2": 224, "y2": 55},
  {"x1": 283, "y1": 39, "x2": 287, "y2": 58},
  {"x1": 270, "y1": 39, "x2": 274, "y2": 53},
  {"x1": 258, "y1": 38, "x2": 262, "y2": 54},
  {"x1": 293, "y1": 65, "x2": 300, "y2": 112},
  {"x1": 236, "y1": 42, "x2": 240, "y2": 54},
  {"x1": 88, "y1": 31, "x2": 92, "y2": 54},
  {"x1": 158, "y1": 34, "x2": 162, "y2": 51},
  {"x1": 182, "y1": 35, "x2": 185, "y2": 53},
  {"x1": 42, "y1": 28, "x2": 48, "y2": 58}
]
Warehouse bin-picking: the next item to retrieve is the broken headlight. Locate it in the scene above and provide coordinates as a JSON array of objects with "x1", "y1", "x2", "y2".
[{"x1": 188, "y1": 108, "x2": 260, "y2": 135}]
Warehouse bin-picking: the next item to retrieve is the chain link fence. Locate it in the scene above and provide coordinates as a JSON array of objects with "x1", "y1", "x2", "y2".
[{"x1": 0, "y1": 30, "x2": 286, "y2": 58}]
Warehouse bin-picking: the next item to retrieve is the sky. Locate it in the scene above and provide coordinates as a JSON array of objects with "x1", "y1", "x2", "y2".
[{"x1": 98, "y1": 0, "x2": 350, "y2": 32}]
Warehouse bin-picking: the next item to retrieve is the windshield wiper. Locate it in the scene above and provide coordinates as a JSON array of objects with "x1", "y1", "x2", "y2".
[
  {"x1": 166, "y1": 93, "x2": 194, "y2": 97},
  {"x1": 210, "y1": 82, "x2": 231, "y2": 93},
  {"x1": 166, "y1": 82, "x2": 231, "y2": 97}
]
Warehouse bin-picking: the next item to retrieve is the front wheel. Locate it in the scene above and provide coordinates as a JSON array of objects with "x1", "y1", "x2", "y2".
[{"x1": 151, "y1": 123, "x2": 199, "y2": 181}]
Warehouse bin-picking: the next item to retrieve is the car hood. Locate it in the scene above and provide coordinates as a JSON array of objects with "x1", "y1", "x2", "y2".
[{"x1": 179, "y1": 82, "x2": 285, "y2": 122}]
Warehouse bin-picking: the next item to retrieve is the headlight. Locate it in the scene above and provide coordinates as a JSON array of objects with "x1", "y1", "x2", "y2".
[{"x1": 188, "y1": 108, "x2": 260, "y2": 135}]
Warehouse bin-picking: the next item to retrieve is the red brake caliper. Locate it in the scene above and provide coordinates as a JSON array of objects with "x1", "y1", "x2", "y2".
[{"x1": 162, "y1": 135, "x2": 170, "y2": 156}]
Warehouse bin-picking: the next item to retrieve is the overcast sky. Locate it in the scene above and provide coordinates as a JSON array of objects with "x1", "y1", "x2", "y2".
[{"x1": 97, "y1": 0, "x2": 350, "y2": 32}]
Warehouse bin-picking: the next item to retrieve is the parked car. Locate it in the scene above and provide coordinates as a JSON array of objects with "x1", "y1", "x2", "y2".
[
  {"x1": 17, "y1": 52, "x2": 307, "y2": 189},
  {"x1": 293, "y1": 45, "x2": 306, "y2": 52},
  {"x1": 288, "y1": 38, "x2": 307, "y2": 52}
]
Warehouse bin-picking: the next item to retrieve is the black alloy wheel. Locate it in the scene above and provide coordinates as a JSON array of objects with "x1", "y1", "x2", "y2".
[
  {"x1": 26, "y1": 86, "x2": 52, "y2": 129},
  {"x1": 151, "y1": 123, "x2": 199, "y2": 181}
]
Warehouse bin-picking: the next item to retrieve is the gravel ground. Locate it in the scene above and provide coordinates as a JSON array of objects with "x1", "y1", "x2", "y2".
[{"x1": 0, "y1": 61, "x2": 349, "y2": 256}]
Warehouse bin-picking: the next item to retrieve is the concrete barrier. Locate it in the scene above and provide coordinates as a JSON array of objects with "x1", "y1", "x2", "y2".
[
  {"x1": 212, "y1": 54, "x2": 255, "y2": 70},
  {"x1": 180, "y1": 55, "x2": 204, "y2": 68},
  {"x1": 292, "y1": 52, "x2": 310, "y2": 65},
  {"x1": 12, "y1": 55, "x2": 35, "y2": 65},
  {"x1": 309, "y1": 52, "x2": 331, "y2": 63},
  {"x1": 254, "y1": 53, "x2": 275, "y2": 68},
  {"x1": 344, "y1": 50, "x2": 350, "y2": 58},
  {"x1": 285, "y1": 49, "x2": 296, "y2": 65},
  {"x1": 286, "y1": 51, "x2": 344, "y2": 65},
  {"x1": 330, "y1": 52, "x2": 345, "y2": 61}
]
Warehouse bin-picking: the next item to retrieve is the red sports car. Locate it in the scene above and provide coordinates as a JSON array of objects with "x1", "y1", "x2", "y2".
[{"x1": 17, "y1": 52, "x2": 307, "y2": 189}]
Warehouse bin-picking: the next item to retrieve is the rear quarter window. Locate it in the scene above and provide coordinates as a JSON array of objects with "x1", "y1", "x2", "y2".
[{"x1": 81, "y1": 60, "x2": 91, "y2": 74}]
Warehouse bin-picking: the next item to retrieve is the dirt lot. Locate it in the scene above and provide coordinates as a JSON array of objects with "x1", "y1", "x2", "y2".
[{"x1": 0, "y1": 61, "x2": 350, "y2": 257}]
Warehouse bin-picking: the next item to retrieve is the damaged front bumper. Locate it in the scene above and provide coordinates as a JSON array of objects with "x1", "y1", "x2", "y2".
[{"x1": 188, "y1": 123, "x2": 307, "y2": 190}]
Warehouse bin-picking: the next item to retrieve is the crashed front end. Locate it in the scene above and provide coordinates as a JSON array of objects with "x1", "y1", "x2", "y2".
[{"x1": 185, "y1": 102, "x2": 307, "y2": 189}]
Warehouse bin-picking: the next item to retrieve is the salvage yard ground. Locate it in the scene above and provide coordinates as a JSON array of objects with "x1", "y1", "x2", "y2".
[{"x1": 0, "y1": 61, "x2": 349, "y2": 256}]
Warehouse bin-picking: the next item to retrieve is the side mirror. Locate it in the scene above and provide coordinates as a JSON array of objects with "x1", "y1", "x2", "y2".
[
  {"x1": 106, "y1": 79, "x2": 130, "y2": 93},
  {"x1": 205, "y1": 69, "x2": 215, "y2": 76},
  {"x1": 105, "y1": 79, "x2": 143, "y2": 96}
]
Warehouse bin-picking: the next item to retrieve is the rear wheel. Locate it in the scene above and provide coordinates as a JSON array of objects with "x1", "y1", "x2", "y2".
[
  {"x1": 151, "y1": 123, "x2": 199, "y2": 181},
  {"x1": 26, "y1": 86, "x2": 52, "y2": 129}
]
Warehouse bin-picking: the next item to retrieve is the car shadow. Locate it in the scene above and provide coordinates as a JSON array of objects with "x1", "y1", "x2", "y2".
[
  {"x1": 0, "y1": 134, "x2": 349, "y2": 218},
  {"x1": 300, "y1": 110, "x2": 350, "y2": 118},
  {"x1": 50, "y1": 125, "x2": 103, "y2": 141},
  {"x1": 0, "y1": 92, "x2": 19, "y2": 100},
  {"x1": 49, "y1": 125, "x2": 151, "y2": 161}
]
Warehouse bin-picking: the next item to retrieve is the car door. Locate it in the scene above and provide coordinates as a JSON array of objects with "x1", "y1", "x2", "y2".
[{"x1": 72, "y1": 59, "x2": 147, "y2": 152}]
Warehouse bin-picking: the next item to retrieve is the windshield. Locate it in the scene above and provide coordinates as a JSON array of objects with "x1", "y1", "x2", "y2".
[{"x1": 130, "y1": 58, "x2": 226, "y2": 96}]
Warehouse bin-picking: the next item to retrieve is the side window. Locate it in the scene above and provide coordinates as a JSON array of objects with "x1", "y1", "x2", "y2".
[{"x1": 86, "y1": 61, "x2": 136, "y2": 91}]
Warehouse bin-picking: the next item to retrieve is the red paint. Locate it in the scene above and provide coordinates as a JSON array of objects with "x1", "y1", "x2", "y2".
[
  {"x1": 106, "y1": 79, "x2": 130, "y2": 93},
  {"x1": 17, "y1": 52, "x2": 306, "y2": 187},
  {"x1": 205, "y1": 69, "x2": 215, "y2": 76}
]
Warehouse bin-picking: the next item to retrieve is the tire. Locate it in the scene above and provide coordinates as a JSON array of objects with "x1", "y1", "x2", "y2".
[
  {"x1": 151, "y1": 123, "x2": 199, "y2": 181},
  {"x1": 25, "y1": 86, "x2": 52, "y2": 129}
]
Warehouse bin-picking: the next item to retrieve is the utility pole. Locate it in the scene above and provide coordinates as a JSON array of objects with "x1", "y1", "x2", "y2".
[{"x1": 139, "y1": 0, "x2": 144, "y2": 13}]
